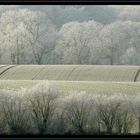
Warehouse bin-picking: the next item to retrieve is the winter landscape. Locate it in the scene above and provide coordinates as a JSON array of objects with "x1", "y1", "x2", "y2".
[{"x1": 0, "y1": 5, "x2": 140, "y2": 135}]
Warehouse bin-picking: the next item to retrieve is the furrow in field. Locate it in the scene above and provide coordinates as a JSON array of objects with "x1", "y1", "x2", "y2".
[
  {"x1": 66, "y1": 65, "x2": 81, "y2": 81},
  {"x1": 0, "y1": 65, "x2": 16, "y2": 78},
  {"x1": 0, "y1": 66, "x2": 11, "y2": 74},
  {"x1": 32, "y1": 65, "x2": 46, "y2": 80},
  {"x1": 0, "y1": 65, "x2": 39, "y2": 80},
  {"x1": 0, "y1": 65, "x2": 7, "y2": 74},
  {"x1": 134, "y1": 67, "x2": 140, "y2": 82},
  {"x1": 55, "y1": 66, "x2": 76, "y2": 80},
  {"x1": 34, "y1": 66, "x2": 50, "y2": 80},
  {"x1": 57, "y1": 66, "x2": 69, "y2": 80},
  {"x1": 66, "y1": 67, "x2": 77, "y2": 80},
  {"x1": 0, "y1": 66, "x2": 20, "y2": 80}
]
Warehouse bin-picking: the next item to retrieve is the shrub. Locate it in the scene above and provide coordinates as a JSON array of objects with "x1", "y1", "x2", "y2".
[
  {"x1": 26, "y1": 81, "x2": 60, "y2": 134},
  {"x1": 0, "y1": 89, "x2": 30, "y2": 134},
  {"x1": 60, "y1": 91, "x2": 95, "y2": 134}
]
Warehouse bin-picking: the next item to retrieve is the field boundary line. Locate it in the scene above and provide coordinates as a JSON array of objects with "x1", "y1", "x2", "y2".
[
  {"x1": 0, "y1": 65, "x2": 16, "y2": 78},
  {"x1": 134, "y1": 68, "x2": 140, "y2": 82}
]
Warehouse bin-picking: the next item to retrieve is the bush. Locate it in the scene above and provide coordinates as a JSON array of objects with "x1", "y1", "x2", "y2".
[
  {"x1": 26, "y1": 81, "x2": 60, "y2": 134},
  {"x1": 60, "y1": 91, "x2": 96, "y2": 134},
  {"x1": 0, "y1": 83, "x2": 138, "y2": 135},
  {"x1": 0, "y1": 89, "x2": 30, "y2": 134}
]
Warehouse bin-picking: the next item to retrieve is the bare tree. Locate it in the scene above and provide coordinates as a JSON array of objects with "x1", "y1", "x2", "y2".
[
  {"x1": 56, "y1": 21, "x2": 103, "y2": 64},
  {"x1": 62, "y1": 91, "x2": 94, "y2": 134},
  {"x1": 115, "y1": 105, "x2": 134, "y2": 134},
  {"x1": 130, "y1": 94, "x2": 140, "y2": 134},
  {"x1": 0, "y1": 90, "x2": 30, "y2": 134},
  {"x1": 96, "y1": 95, "x2": 122, "y2": 134},
  {"x1": 27, "y1": 82, "x2": 59, "y2": 134},
  {"x1": 23, "y1": 12, "x2": 58, "y2": 64}
]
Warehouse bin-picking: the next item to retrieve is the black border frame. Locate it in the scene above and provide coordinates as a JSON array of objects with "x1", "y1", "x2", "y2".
[
  {"x1": 0, "y1": 0, "x2": 140, "y2": 139},
  {"x1": 0, "y1": 0, "x2": 140, "y2": 5}
]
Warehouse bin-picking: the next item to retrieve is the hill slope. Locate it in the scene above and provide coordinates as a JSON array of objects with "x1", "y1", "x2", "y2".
[{"x1": 0, "y1": 65, "x2": 139, "y2": 81}]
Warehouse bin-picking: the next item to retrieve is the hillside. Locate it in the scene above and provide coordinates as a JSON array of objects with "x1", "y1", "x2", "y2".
[{"x1": 0, "y1": 65, "x2": 140, "y2": 81}]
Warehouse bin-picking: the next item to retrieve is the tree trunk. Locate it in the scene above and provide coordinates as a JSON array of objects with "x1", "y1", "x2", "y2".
[
  {"x1": 16, "y1": 38, "x2": 19, "y2": 64},
  {"x1": 107, "y1": 126, "x2": 112, "y2": 135},
  {"x1": 138, "y1": 108, "x2": 140, "y2": 134}
]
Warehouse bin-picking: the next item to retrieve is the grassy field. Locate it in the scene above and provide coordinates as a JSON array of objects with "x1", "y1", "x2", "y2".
[
  {"x1": 0, "y1": 65, "x2": 139, "y2": 81},
  {"x1": 0, "y1": 80, "x2": 140, "y2": 96},
  {"x1": 0, "y1": 65, "x2": 140, "y2": 134},
  {"x1": 0, "y1": 65, "x2": 139, "y2": 134}
]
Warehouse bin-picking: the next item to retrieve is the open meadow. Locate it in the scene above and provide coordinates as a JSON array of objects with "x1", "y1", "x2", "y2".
[{"x1": 0, "y1": 80, "x2": 140, "y2": 96}]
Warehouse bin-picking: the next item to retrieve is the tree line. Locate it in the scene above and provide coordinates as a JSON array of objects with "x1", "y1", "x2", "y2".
[
  {"x1": 0, "y1": 82, "x2": 139, "y2": 135},
  {"x1": 0, "y1": 6, "x2": 140, "y2": 65}
]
